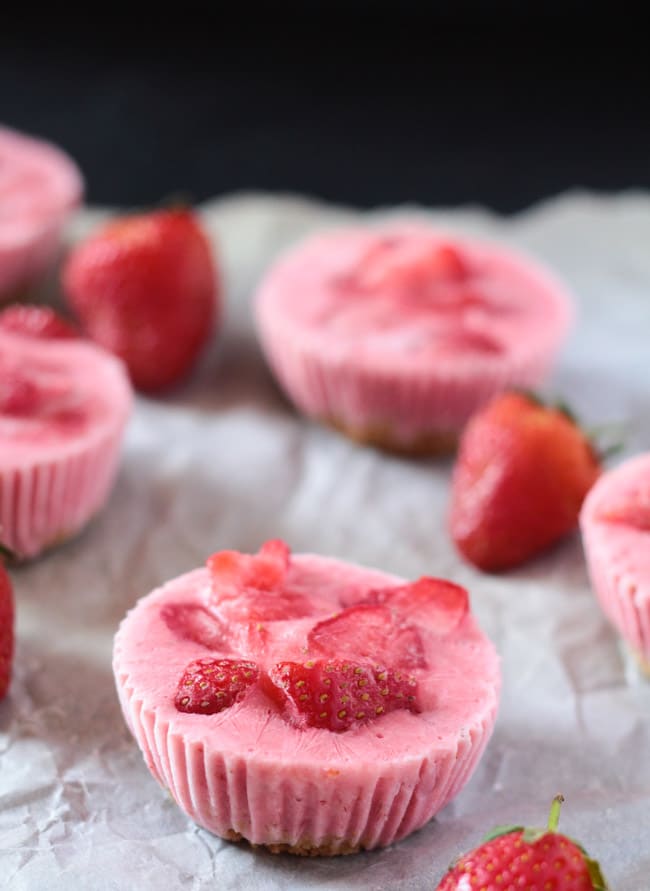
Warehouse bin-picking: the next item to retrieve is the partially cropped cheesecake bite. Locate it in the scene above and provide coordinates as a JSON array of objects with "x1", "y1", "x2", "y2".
[
  {"x1": 0, "y1": 126, "x2": 83, "y2": 300},
  {"x1": 113, "y1": 541, "x2": 500, "y2": 855},
  {"x1": 255, "y1": 224, "x2": 573, "y2": 454},
  {"x1": 581, "y1": 452, "x2": 650, "y2": 674},
  {"x1": 0, "y1": 312, "x2": 132, "y2": 558}
]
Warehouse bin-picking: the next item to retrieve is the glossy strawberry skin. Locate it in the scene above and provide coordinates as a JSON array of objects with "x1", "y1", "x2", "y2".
[
  {"x1": 174, "y1": 657, "x2": 258, "y2": 715},
  {"x1": 450, "y1": 393, "x2": 601, "y2": 571},
  {"x1": 266, "y1": 659, "x2": 419, "y2": 732},
  {"x1": 0, "y1": 305, "x2": 79, "y2": 340},
  {"x1": 63, "y1": 209, "x2": 218, "y2": 392},
  {"x1": 0, "y1": 560, "x2": 14, "y2": 700},
  {"x1": 436, "y1": 828, "x2": 595, "y2": 890}
]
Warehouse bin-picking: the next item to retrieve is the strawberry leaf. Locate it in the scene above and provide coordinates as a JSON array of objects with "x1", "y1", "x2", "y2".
[
  {"x1": 0, "y1": 543, "x2": 15, "y2": 563},
  {"x1": 584, "y1": 854, "x2": 610, "y2": 890},
  {"x1": 521, "y1": 827, "x2": 550, "y2": 844},
  {"x1": 481, "y1": 824, "x2": 523, "y2": 843}
]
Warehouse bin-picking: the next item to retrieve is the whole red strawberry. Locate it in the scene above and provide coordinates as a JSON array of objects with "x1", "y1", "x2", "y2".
[
  {"x1": 63, "y1": 208, "x2": 219, "y2": 391},
  {"x1": 0, "y1": 545, "x2": 15, "y2": 700},
  {"x1": 436, "y1": 795, "x2": 609, "y2": 890},
  {"x1": 449, "y1": 392, "x2": 601, "y2": 571},
  {"x1": 0, "y1": 304, "x2": 79, "y2": 340}
]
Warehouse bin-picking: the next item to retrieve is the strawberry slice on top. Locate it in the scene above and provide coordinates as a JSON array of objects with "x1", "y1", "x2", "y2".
[
  {"x1": 363, "y1": 577, "x2": 469, "y2": 634},
  {"x1": 266, "y1": 659, "x2": 420, "y2": 732},
  {"x1": 308, "y1": 603, "x2": 426, "y2": 671},
  {"x1": 207, "y1": 540, "x2": 315, "y2": 622}
]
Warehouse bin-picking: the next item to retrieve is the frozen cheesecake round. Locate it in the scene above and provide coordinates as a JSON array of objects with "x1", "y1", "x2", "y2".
[
  {"x1": 0, "y1": 126, "x2": 83, "y2": 301},
  {"x1": 581, "y1": 452, "x2": 650, "y2": 674},
  {"x1": 255, "y1": 224, "x2": 573, "y2": 454},
  {"x1": 113, "y1": 541, "x2": 500, "y2": 855},
  {"x1": 0, "y1": 319, "x2": 132, "y2": 558}
]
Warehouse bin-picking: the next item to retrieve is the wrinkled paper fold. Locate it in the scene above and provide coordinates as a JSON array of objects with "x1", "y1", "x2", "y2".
[{"x1": 1, "y1": 192, "x2": 649, "y2": 890}]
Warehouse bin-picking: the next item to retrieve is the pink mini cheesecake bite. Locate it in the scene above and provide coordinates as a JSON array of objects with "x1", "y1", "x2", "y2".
[
  {"x1": 113, "y1": 541, "x2": 500, "y2": 855},
  {"x1": 581, "y1": 452, "x2": 650, "y2": 675},
  {"x1": 0, "y1": 126, "x2": 83, "y2": 301},
  {"x1": 255, "y1": 225, "x2": 573, "y2": 454},
  {"x1": 0, "y1": 314, "x2": 132, "y2": 558}
]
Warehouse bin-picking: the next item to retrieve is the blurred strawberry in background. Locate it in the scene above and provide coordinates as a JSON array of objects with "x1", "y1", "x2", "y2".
[{"x1": 63, "y1": 208, "x2": 220, "y2": 392}]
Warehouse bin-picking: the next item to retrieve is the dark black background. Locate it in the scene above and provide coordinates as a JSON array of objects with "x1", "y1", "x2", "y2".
[{"x1": 2, "y1": 5, "x2": 649, "y2": 213}]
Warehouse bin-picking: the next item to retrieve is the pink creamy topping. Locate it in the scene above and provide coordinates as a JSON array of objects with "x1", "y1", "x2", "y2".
[
  {"x1": 158, "y1": 542, "x2": 475, "y2": 733},
  {"x1": 259, "y1": 226, "x2": 571, "y2": 368},
  {"x1": 115, "y1": 551, "x2": 499, "y2": 766}
]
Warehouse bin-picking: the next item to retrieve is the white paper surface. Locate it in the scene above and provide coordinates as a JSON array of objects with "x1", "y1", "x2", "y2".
[{"x1": 1, "y1": 192, "x2": 650, "y2": 890}]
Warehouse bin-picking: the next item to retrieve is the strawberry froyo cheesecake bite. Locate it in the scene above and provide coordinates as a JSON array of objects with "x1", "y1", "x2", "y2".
[
  {"x1": 255, "y1": 225, "x2": 573, "y2": 454},
  {"x1": 113, "y1": 541, "x2": 500, "y2": 855},
  {"x1": 581, "y1": 452, "x2": 650, "y2": 675},
  {"x1": 0, "y1": 126, "x2": 83, "y2": 301},
  {"x1": 0, "y1": 307, "x2": 132, "y2": 558}
]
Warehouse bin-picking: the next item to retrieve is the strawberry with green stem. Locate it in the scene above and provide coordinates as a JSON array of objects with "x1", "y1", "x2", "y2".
[
  {"x1": 449, "y1": 392, "x2": 611, "y2": 571},
  {"x1": 436, "y1": 795, "x2": 609, "y2": 890}
]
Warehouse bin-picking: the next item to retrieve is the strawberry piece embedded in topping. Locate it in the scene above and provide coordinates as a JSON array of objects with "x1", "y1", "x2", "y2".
[
  {"x1": 207, "y1": 540, "x2": 314, "y2": 623},
  {"x1": 174, "y1": 657, "x2": 259, "y2": 714},
  {"x1": 363, "y1": 577, "x2": 469, "y2": 634},
  {"x1": 308, "y1": 603, "x2": 426, "y2": 671},
  {"x1": 0, "y1": 371, "x2": 41, "y2": 416},
  {"x1": 161, "y1": 602, "x2": 230, "y2": 651},
  {"x1": 353, "y1": 237, "x2": 468, "y2": 294},
  {"x1": 207, "y1": 539, "x2": 290, "y2": 596},
  {"x1": 0, "y1": 305, "x2": 79, "y2": 340},
  {"x1": 267, "y1": 659, "x2": 419, "y2": 732},
  {"x1": 434, "y1": 327, "x2": 504, "y2": 356}
]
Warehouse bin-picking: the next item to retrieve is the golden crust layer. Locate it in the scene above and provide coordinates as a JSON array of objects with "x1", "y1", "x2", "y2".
[{"x1": 326, "y1": 417, "x2": 458, "y2": 457}]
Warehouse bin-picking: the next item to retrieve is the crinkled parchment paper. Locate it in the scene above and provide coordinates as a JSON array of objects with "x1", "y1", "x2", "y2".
[{"x1": 1, "y1": 192, "x2": 649, "y2": 890}]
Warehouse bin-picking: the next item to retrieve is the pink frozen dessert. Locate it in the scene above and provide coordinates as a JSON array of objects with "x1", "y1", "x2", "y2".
[
  {"x1": 0, "y1": 126, "x2": 83, "y2": 301},
  {"x1": 0, "y1": 309, "x2": 132, "y2": 558},
  {"x1": 113, "y1": 540, "x2": 500, "y2": 855},
  {"x1": 581, "y1": 452, "x2": 650, "y2": 674},
  {"x1": 255, "y1": 225, "x2": 573, "y2": 454}
]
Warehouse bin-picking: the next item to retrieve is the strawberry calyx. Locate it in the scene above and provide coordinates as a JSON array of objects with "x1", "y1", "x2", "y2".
[
  {"x1": 0, "y1": 542, "x2": 15, "y2": 563},
  {"x1": 513, "y1": 389, "x2": 622, "y2": 466},
  {"x1": 481, "y1": 795, "x2": 610, "y2": 891}
]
